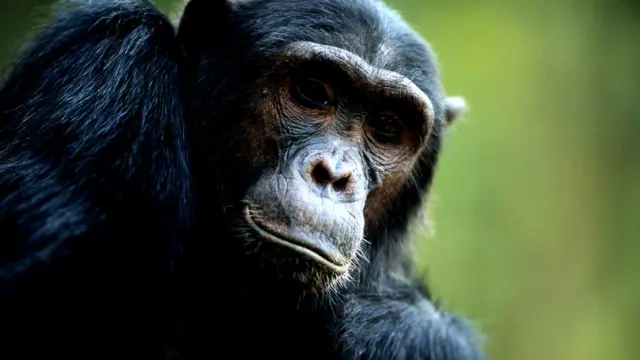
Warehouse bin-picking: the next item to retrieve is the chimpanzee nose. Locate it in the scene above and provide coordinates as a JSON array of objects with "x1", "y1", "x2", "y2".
[
  {"x1": 293, "y1": 137, "x2": 365, "y2": 202},
  {"x1": 309, "y1": 158, "x2": 354, "y2": 194}
]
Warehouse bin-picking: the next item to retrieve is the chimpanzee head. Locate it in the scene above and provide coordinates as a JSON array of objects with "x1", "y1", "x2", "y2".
[{"x1": 178, "y1": 0, "x2": 466, "y2": 292}]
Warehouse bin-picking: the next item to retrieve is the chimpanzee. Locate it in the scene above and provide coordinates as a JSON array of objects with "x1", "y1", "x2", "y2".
[{"x1": 0, "y1": 0, "x2": 483, "y2": 359}]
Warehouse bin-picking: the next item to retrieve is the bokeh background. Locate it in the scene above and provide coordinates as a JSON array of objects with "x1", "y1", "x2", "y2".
[{"x1": 1, "y1": 0, "x2": 638, "y2": 359}]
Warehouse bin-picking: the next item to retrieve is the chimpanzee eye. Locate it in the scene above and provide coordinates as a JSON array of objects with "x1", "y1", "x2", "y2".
[
  {"x1": 368, "y1": 113, "x2": 403, "y2": 143},
  {"x1": 291, "y1": 77, "x2": 331, "y2": 109}
]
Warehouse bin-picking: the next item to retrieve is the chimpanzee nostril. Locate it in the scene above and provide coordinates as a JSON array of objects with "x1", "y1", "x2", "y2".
[
  {"x1": 311, "y1": 162, "x2": 332, "y2": 186},
  {"x1": 331, "y1": 174, "x2": 351, "y2": 192}
]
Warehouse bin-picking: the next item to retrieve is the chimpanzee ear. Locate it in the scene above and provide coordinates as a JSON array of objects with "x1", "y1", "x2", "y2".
[
  {"x1": 177, "y1": 0, "x2": 238, "y2": 58},
  {"x1": 444, "y1": 96, "x2": 467, "y2": 126}
]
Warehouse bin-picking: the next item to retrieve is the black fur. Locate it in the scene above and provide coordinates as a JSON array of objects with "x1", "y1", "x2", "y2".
[{"x1": 0, "y1": 0, "x2": 484, "y2": 359}]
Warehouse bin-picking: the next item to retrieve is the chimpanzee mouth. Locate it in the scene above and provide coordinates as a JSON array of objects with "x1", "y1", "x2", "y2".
[{"x1": 242, "y1": 205, "x2": 349, "y2": 274}]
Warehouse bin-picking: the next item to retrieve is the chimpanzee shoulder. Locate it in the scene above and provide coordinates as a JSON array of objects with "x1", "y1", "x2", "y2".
[{"x1": 0, "y1": 0, "x2": 189, "y2": 358}]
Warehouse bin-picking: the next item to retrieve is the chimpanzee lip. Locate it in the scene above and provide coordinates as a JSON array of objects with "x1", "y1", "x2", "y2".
[{"x1": 242, "y1": 205, "x2": 349, "y2": 274}]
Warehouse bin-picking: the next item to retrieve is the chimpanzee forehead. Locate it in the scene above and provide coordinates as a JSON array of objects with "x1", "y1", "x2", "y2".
[{"x1": 237, "y1": 0, "x2": 440, "y2": 95}]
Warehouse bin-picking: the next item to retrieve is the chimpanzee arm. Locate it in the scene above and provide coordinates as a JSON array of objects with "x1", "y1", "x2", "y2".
[
  {"x1": 0, "y1": 0, "x2": 189, "y2": 285},
  {"x1": 334, "y1": 278, "x2": 485, "y2": 360},
  {"x1": 331, "y1": 232, "x2": 485, "y2": 360}
]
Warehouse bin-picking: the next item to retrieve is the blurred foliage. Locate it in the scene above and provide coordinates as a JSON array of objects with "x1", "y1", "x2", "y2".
[{"x1": 1, "y1": 1, "x2": 638, "y2": 360}]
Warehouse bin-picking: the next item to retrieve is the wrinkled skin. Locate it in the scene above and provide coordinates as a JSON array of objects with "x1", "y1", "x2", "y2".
[{"x1": 231, "y1": 40, "x2": 438, "y2": 291}]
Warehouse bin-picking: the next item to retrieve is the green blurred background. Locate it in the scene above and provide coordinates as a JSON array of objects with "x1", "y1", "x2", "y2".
[{"x1": 1, "y1": 0, "x2": 638, "y2": 359}]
